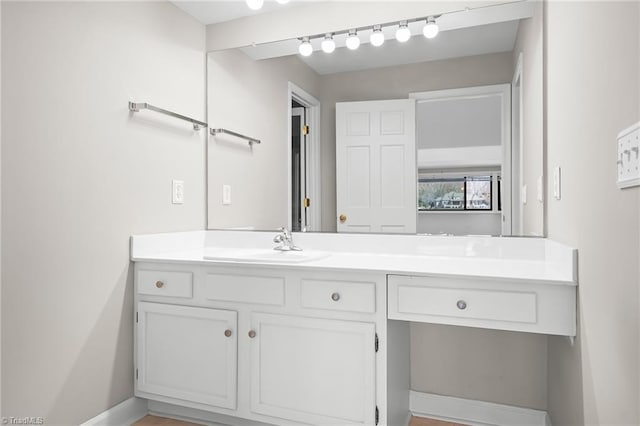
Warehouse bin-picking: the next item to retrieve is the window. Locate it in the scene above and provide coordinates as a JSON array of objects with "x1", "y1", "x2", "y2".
[{"x1": 418, "y1": 174, "x2": 499, "y2": 212}]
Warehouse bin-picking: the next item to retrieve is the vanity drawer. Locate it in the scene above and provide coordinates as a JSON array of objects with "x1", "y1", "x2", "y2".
[
  {"x1": 138, "y1": 270, "x2": 193, "y2": 298},
  {"x1": 300, "y1": 279, "x2": 376, "y2": 313},
  {"x1": 204, "y1": 273, "x2": 285, "y2": 306},
  {"x1": 388, "y1": 275, "x2": 537, "y2": 324}
]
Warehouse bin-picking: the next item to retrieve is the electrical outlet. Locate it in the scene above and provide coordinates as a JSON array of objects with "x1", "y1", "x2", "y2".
[
  {"x1": 617, "y1": 122, "x2": 640, "y2": 189},
  {"x1": 223, "y1": 184, "x2": 231, "y2": 205},
  {"x1": 172, "y1": 180, "x2": 184, "y2": 204},
  {"x1": 537, "y1": 175, "x2": 544, "y2": 203}
]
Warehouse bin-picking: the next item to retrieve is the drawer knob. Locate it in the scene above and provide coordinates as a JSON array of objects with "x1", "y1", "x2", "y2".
[
  {"x1": 155, "y1": 281, "x2": 164, "y2": 289},
  {"x1": 331, "y1": 292, "x2": 341, "y2": 302},
  {"x1": 456, "y1": 300, "x2": 467, "y2": 310},
  {"x1": 224, "y1": 329, "x2": 232, "y2": 337},
  {"x1": 248, "y1": 330, "x2": 257, "y2": 339}
]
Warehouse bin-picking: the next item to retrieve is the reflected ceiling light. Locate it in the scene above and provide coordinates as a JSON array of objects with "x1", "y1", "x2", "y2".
[
  {"x1": 246, "y1": 0, "x2": 264, "y2": 10},
  {"x1": 345, "y1": 30, "x2": 360, "y2": 50},
  {"x1": 275, "y1": 0, "x2": 290, "y2": 3},
  {"x1": 321, "y1": 33, "x2": 336, "y2": 53},
  {"x1": 395, "y1": 21, "x2": 411, "y2": 43},
  {"x1": 423, "y1": 16, "x2": 439, "y2": 39},
  {"x1": 298, "y1": 37, "x2": 313, "y2": 57},
  {"x1": 370, "y1": 25, "x2": 385, "y2": 47}
]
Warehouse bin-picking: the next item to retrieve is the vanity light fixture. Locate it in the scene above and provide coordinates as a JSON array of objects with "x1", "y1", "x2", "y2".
[
  {"x1": 345, "y1": 30, "x2": 361, "y2": 50},
  {"x1": 275, "y1": 0, "x2": 290, "y2": 3},
  {"x1": 423, "y1": 16, "x2": 440, "y2": 39},
  {"x1": 321, "y1": 33, "x2": 336, "y2": 53},
  {"x1": 298, "y1": 37, "x2": 313, "y2": 57},
  {"x1": 370, "y1": 25, "x2": 385, "y2": 47},
  {"x1": 395, "y1": 21, "x2": 411, "y2": 43},
  {"x1": 245, "y1": 0, "x2": 264, "y2": 11}
]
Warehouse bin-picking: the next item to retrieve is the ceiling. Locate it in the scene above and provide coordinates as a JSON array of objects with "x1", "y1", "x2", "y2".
[
  {"x1": 171, "y1": 0, "x2": 307, "y2": 25},
  {"x1": 173, "y1": 0, "x2": 532, "y2": 75}
]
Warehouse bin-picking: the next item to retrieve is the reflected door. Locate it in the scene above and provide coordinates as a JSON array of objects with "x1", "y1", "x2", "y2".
[{"x1": 336, "y1": 99, "x2": 417, "y2": 233}]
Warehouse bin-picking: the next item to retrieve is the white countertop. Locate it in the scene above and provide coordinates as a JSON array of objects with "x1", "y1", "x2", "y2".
[{"x1": 130, "y1": 230, "x2": 577, "y2": 285}]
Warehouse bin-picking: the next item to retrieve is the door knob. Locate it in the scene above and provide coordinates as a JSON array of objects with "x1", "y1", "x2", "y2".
[
  {"x1": 248, "y1": 330, "x2": 257, "y2": 338},
  {"x1": 224, "y1": 329, "x2": 232, "y2": 337},
  {"x1": 339, "y1": 214, "x2": 347, "y2": 223}
]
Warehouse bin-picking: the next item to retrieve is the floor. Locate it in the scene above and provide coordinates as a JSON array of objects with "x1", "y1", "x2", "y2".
[{"x1": 133, "y1": 415, "x2": 466, "y2": 426}]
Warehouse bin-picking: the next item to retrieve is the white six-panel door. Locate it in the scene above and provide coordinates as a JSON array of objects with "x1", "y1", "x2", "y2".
[
  {"x1": 250, "y1": 313, "x2": 376, "y2": 425},
  {"x1": 336, "y1": 99, "x2": 417, "y2": 234},
  {"x1": 136, "y1": 302, "x2": 238, "y2": 409}
]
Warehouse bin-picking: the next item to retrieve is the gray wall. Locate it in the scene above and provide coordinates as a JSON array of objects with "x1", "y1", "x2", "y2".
[
  {"x1": 1, "y1": 2, "x2": 206, "y2": 423},
  {"x1": 207, "y1": 49, "x2": 321, "y2": 230},
  {"x1": 545, "y1": 2, "x2": 640, "y2": 425}
]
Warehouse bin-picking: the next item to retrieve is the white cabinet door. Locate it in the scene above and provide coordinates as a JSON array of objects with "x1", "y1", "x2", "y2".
[
  {"x1": 137, "y1": 302, "x2": 237, "y2": 409},
  {"x1": 250, "y1": 313, "x2": 376, "y2": 425},
  {"x1": 336, "y1": 99, "x2": 416, "y2": 234}
]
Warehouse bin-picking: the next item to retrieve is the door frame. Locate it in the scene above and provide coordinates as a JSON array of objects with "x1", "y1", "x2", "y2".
[
  {"x1": 410, "y1": 83, "x2": 512, "y2": 235},
  {"x1": 512, "y1": 53, "x2": 524, "y2": 235},
  {"x1": 287, "y1": 82, "x2": 321, "y2": 232}
]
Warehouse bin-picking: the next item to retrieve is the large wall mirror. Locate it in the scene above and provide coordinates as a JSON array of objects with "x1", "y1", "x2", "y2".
[{"x1": 206, "y1": 0, "x2": 543, "y2": 236}]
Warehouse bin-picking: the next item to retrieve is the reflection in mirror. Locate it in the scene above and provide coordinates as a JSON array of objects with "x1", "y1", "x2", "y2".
[{"x1": 207, "y1": 1, "x2": 543, "y2": 236}]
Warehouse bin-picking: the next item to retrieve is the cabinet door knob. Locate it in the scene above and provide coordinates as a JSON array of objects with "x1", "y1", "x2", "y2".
[
  {"x1": 224, "y1": 329, "x2": 232, "y2": 337},
  {"x1": 155, "y1": 281, "x2": 164, "y2": 289},
  {"x1": 339, "y1": 214, "x2": 347, "y2": 223},
  {"x1": 248, "y1": 330, "x2": 256, "y2": 338},
  {"x1": 331, "y1": 292, "x2": 341, "y2": 302},
  {"x1": 456, "y1": 300, "x2": 467, "y2": 310}
]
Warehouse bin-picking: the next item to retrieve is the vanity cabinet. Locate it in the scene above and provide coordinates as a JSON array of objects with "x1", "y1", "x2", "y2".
[
  {"x1": 250, "y1": 313, "x2": 377, "y2": 425},
  {"x1": 134, "y1": 264, "x2": 396, "y2": 426},
  {"x1": 136, "y1": 302, "x2": 237, "y2": 409}
]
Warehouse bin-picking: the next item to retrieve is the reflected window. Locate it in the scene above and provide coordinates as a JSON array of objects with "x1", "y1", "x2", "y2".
[{"x1": 418, "y1": 174, "x2": 499, "y2": 212}]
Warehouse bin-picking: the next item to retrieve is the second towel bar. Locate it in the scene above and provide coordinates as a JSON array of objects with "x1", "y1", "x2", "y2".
[{"x1": 210, "y1": 128, "x2": 261, "y2": 146}]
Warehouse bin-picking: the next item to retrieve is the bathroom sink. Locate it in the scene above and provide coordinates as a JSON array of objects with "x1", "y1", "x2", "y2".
[{"x1": 203, "y1": 248, "x2": 330, "y2": 264}]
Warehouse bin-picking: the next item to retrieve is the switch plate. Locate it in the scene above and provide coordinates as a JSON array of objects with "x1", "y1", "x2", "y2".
[
  {"x1": 617, "y1": 122, "x2": 640, "y2": 189},
  {"x1": 172, "y1": 180, "x2": 184, "y2": 204},
  {"x1": 222, "y1": 184, "x2": 231, "y2": 205},
  {"x1": 553, "y1": 167, "x2": 561, "y2": 200}
]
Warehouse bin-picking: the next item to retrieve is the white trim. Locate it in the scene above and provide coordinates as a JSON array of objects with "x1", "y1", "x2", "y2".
[
  {"x1": 512, "y1": 52, "x2": 524, "y2": 235},
  {"x1": 79, "y1": 397, "x2": 148, "y2": 426},
  {"x1": 410, "y1": 391, "x2": 548, "y2": 426},
  {"x1": 287, "y1": 82, "x2": 321, "y2": 232}
]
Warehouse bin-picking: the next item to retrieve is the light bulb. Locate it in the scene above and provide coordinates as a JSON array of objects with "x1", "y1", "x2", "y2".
[
  {"x1": 246, "y1": 0, "x2": 264, "y2": 10},
  {"x1": 396, "y1": 21, "x2": 411, "y2": 43},
  {"x1": 423, "y1": 17, "x2": 439, "y2": 39},
  {"x1": 275, "y1": 0, "x2": 290, "y2": 3},
  {"x1": 370, "y1": 25, "x2": 385, "y2": 47},
  {"x1": 321, "y1": 34, "x2": 336, "y2": 54},
  {"x1": 298, "y1": 37, "x2": 313, "y2": 57},
  {"x1": 346, "y1": 30, "x2": 360, "y2": 50}
]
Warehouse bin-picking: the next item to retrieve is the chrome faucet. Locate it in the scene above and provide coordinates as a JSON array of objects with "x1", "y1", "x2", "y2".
[{"x1": 273, "y1": 227, "x2": 302, "y2": 251}]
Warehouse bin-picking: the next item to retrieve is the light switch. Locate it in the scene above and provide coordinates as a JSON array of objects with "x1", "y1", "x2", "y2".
[
  {"x1": 617, "y1": 122, "x2": 640, "y2": 189},
  {"x1": 553, "y1": 167, "x2": 561, "y2": 200},
  {"x1": 223, "y1": 184, "x2": 231, "y2": 205},
  {"x1": 172, "y1": 180, "x2": 184, "y2": 204}
]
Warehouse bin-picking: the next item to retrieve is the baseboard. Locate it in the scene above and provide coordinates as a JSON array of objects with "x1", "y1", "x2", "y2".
[
  {"x1": 410, "y1": 391, "x2": 550, "y2": 426},
  {"x1": 80, "y1": 397, "x2": 148, "y2": 426}
]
